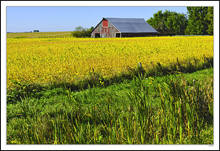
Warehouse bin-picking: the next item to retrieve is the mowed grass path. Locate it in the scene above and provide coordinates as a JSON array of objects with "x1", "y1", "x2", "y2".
[{"x1": 7, "y1": 68, "x2": 213, "y2": 144}]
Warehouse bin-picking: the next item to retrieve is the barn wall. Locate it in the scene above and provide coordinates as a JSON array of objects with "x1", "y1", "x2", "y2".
[
  {"x1": 91, "y1": 20, "x2": 120, "y2": 38},
  {"x1": 121, "y1": 33, "x2": 158, "y2": 37}
]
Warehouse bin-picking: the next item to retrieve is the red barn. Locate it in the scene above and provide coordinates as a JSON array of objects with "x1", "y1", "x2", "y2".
[{"x1": 91, "y1": 17, "x2": 158, "y2": 38}]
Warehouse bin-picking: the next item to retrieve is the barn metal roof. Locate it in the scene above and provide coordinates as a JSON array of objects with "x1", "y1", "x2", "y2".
[{"x1": 104, "y1": 17, "x2": 157, "y2": 33}]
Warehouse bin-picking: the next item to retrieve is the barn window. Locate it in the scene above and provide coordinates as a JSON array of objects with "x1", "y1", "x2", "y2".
[{"x1": 103, "y1": 20, "x2": 108, "y2": 27}]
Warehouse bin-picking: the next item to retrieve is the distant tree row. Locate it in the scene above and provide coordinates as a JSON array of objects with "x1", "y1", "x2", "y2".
[
  {"x1": 25, "y1": 30, "x2": 39, "y2": 33},
  {"x1": 71, "y1": 26, "x2": 94, "y2": 38},
  {"x1": 147, "y1": 7, "x2": 213, "y2": 35},
  {"x1": 33, "y1": 30, "x2": 39, "y2": 32}
]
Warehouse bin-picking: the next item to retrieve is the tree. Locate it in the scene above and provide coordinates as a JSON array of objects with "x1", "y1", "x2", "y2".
[
  {"x1": 147, "y1": 10, "x2": 167, "y2": 35},
  {"x1": 71, "y1": 26, "x2": 94, "y2": 38},
  {"x1": 206, "y1": 7, "x2": 213, "y2": 35},
  {"x1": 74, "y1": 26, "x2": 84, "y2": 31},
  {"x1": 166, "y1": 12, "x2": 188, "y2": 35},
  {"x1": 185, "y1": 7, "x2": 211, "y2": 35},
  {"x1": 147, "y1": 10, "x2": 188, "y2": 35},
  {"x1": 33, "y1": 30, "x2": 39, "y2": 32}
]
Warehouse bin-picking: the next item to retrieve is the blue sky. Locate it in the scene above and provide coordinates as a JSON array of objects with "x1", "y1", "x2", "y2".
[{"x1": 7, "y1": 6, "x2": 187, "y2": 32}]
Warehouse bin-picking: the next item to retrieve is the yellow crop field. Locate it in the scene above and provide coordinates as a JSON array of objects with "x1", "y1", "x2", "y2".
[{"x1": 7, "y1": 36, "x2": 213, "y2": 89}]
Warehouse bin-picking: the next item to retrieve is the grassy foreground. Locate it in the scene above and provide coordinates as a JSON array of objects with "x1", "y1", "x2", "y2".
[{"x1": 7, "y1": 68, "x2": 213, "y2": 144}]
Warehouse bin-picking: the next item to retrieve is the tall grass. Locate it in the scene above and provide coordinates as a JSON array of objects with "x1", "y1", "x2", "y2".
[{"x1": 7, "y1": 72, "x2": 213, "y2": 144}]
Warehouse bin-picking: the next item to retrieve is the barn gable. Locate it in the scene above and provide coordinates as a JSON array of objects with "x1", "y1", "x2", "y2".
[
  {"x1": 91, "y1": 18, "x2": 120, "y2": 38},
  {"x1": 91, "y1": 17, "x2": 158, "y2": 38}
]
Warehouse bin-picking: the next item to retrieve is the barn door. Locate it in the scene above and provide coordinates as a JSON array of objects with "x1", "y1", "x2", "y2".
[
  {"x1": 95, "y1": 33, "x2": 100, "y2": 38},
  {"x1": 116, "y1": 33, "x2": 121, "y2": 37}
]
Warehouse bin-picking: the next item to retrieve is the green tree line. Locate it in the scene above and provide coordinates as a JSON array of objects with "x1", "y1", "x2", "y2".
[{"x1": 147, "y1": 7, "x2": 213, "y2": 35}]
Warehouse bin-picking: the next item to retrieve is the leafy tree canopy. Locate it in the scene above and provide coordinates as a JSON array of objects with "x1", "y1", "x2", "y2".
[
  {"x1": 185, "y1": 7, "x2": 213, "y2": 35},
  {"x1": 147, "y1": 7, "x2": 213, "y2": 35},
  {"x1": 147, "y1": 10, "x2": 188, "y2": 35}
]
